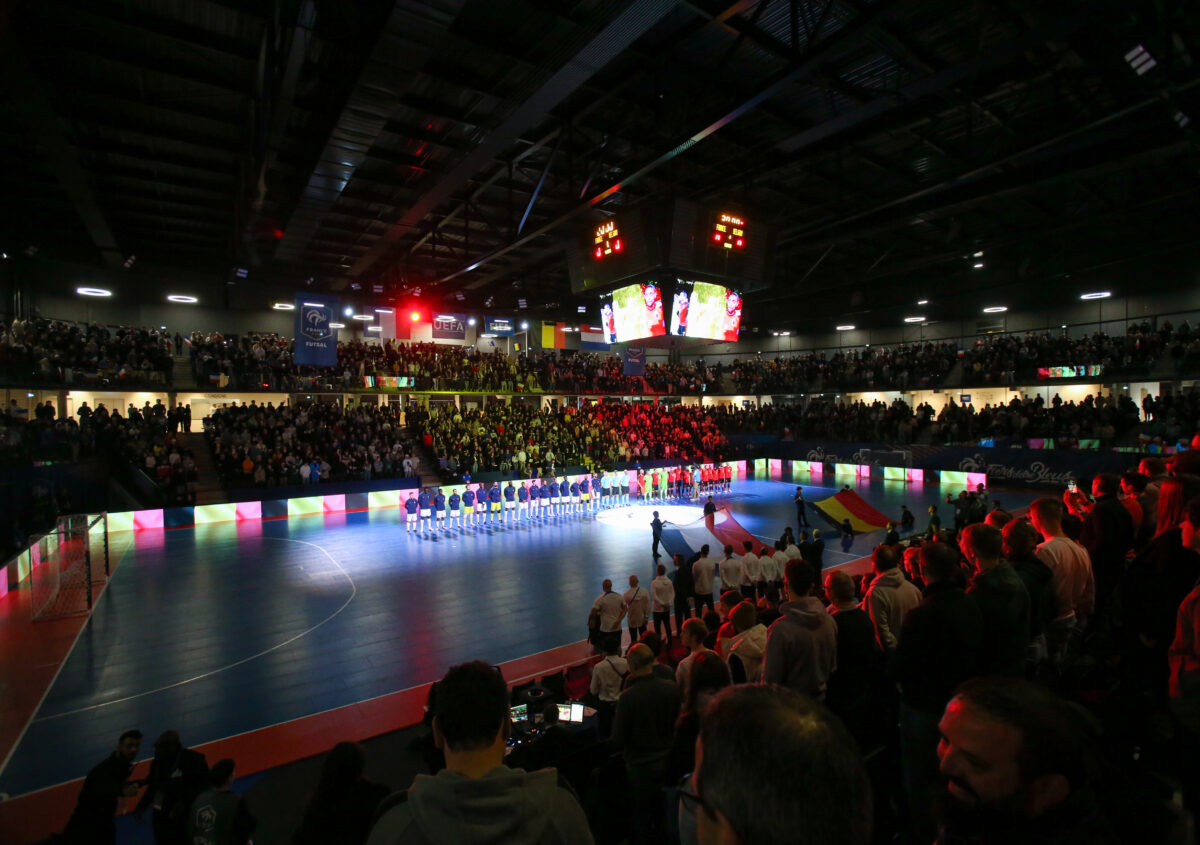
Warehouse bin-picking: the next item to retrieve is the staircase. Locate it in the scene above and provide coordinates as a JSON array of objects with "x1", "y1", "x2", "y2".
[
  {"x1": 172, "y1": 354, "x2": 195, "y2": 389},
  {"x1": 180, "y1": 433, "x2": 227, "y2": 505}
]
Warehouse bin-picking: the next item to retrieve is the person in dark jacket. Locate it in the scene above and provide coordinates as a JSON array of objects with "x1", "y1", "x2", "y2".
[
  {"x1": 1076, "y1": 473, "x2": 1135, "y2": 629},
  {"x1": 1003, "y1": 519, "x2": 1056, "y2": 671},
  {"x1": 62, "y1": 729, "x2": 144, "y2": 845},
  {"x1": 293, "y1": 741, "x2": 389, "y2": 845},
  {"x1": 186, "y1": 759, "x2": 255, "y2": 845},
  {"x1": 961, "y1": 524, "x2": 1030, "y2": 677},
  {"x1": 135, "y1": 730, "x2": 209, "y2": 845},
  {"x1": 824, "y1": 570, "x2": 883, "y2": 749},
  {"x1": 892, "y1": 542, "x2": 983, "y2": 842}
]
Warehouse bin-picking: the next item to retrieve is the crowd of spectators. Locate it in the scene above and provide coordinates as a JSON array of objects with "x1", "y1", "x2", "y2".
[
  {"x1": 729, "y1": 340, "x2": 960, "y2": 394},
  {"x1": 410, "y1": 400, "x2": 731, "y2": 479},
  {"x1": 205, "y1": 400, "x2": 421, "y2": 488},
  {"x1": 1, "y1": 317, "x2": 173, "y2": 386}
]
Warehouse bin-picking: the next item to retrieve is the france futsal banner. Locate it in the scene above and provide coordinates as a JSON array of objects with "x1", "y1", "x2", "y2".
[
  {"x1": 294, "y1": 295, "x2": 339, "y2": 367},
  {"x1": 624, "y1": 346, "x2": 646, "y2": 375}
]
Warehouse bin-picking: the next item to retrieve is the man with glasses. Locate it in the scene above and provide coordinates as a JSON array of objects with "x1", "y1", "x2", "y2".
[{"x1": 680, "y1": 685, "x2": 871, "y2": 845}]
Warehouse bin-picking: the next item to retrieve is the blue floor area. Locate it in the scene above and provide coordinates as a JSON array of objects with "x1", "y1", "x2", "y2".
[{"x1": 1, "y1": 475, "x2": 1037, "y2": 797}]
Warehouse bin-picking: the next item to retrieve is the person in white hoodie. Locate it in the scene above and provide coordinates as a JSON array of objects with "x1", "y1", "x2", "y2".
[
  {"x1": 650, "y1": 564, "x2": 675, "y2": 638},
  {"x1": 726, "y1": 600, "x2": 768, "y2": 683},
  {"x1": 864, "y1": 543, "x2": 923, "y2": 655},
  {"x1": 691, "y1": 545, "x2": 717, "y2": 615},
  {"x1": 763, "y1": 559, "x2": 838, "y2": 699}
]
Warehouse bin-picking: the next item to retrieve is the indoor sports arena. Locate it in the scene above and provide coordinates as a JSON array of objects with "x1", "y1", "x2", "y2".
[{"x1": 1, "y1": 2, "x2": 1199, "y2": 843}]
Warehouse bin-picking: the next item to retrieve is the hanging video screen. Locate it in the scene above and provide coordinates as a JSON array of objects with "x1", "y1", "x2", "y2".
[
  {"x1": 671, "y1": 280, "x2": 742, "y2": 342},
  {"x1": 603, "y1": 282, "x2": 667, "y2": 343}
]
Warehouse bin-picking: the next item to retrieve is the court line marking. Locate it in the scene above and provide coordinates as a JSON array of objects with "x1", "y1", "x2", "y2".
[
  {"x1": 0, "y1": 532, "x2": 136, "y2": 780},
  {"x1": 29, "y1": 536, "x2": 357, "y2": 723},
  {"x1": 5, "y1": 638, "x2": 593, "y2": 800}
]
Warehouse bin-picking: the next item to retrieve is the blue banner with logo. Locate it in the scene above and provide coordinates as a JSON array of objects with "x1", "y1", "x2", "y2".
[
  {"x1": 624, "y1": 346, "x2": 646, "y2": 376},
  {"x1": 294, "y1": 295, "x2": 339, "y2": 366},
  {"x1": 432, "y1": 313, "x2": 467, "y2": 340},
  {"x1": 484, "y1": 317, "x2": 514, "y2": 337}
]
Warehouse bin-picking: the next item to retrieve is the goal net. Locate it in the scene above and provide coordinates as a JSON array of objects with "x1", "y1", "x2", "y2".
[
  {"x1": 30, "y1": 513, "x2": 109, "y2": 622},
  {"x1": 862, "y1": 449, "x2": 912, "y2": 468}
]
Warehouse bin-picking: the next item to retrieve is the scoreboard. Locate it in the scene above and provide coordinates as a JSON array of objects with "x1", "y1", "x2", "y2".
[
  {"x1": 712, "y1": 212, "x2": 746, "y2": 250},
  {"x1": 593, "y1": 220, "x2": 622, "y2": 259}
]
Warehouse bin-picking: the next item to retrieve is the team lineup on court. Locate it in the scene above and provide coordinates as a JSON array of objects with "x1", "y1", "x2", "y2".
[{"x1": 403, "y1": 464, "x2": 734, "y2": 533}]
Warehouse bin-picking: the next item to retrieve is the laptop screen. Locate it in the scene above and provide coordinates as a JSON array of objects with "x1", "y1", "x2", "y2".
[
  {"x1": 570, "y1": 702, "x2": 584, "y2": 722},
  {"x1": 555, "y1": 703, "x2": 572, "y2": 722},
  {"x1": 510, "y1": 704, "x2": 527, "y2": 722}
]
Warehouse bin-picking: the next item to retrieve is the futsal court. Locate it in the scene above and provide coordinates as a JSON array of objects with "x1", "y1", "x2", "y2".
[{"x1": 0, "y1": 473, "x2": 1038, "y2": 814}]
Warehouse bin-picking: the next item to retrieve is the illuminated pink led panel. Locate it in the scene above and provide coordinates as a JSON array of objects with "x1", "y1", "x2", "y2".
[
  {"x1": 236, "y1": 501, "x2": 262, "y2": 521},
  {"x1": 133, "y1": 509, "x2": 165, "y2": 530},
  {"x1": 907, "y1": 468, "x2": 925, "y2": 483},
  {"x1": 322, "y1": 495, "x2": 346, "y2": 514}
]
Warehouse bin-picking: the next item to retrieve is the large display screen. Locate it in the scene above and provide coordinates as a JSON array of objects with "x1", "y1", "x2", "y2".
[
  {"x1": 671, "y1": 280, "x2": 742, "y2": 342},
  {"x1": 603, "y1": 282, "x2": 666, "y2": 343},
  {"x1": 1037, "y1": 364, "x2": 1104, "y2": 379}
]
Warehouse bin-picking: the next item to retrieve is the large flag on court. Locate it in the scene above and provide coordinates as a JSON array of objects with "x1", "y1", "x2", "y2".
[
  {"x1": 813, "y1": 489, "x2": 896, "y2": 532},
  {"x1": 580, "y1": 324, "x2": 609, "y2": 351}
]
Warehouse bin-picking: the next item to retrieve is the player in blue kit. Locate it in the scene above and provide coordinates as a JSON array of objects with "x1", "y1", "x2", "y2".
[
  {"x1": 462, "y1": 486, "x2": 476, "y2": 526},
  {"x1": 558, "y1": 477, "x2": 570, "y2": 516},
  {"x1": 404, "y1": 491, "x2": 419, "y2": 532},
  {"x1": 488, "y1": 482, "x2": 502, "y2": 524},
  {"x1": 580, "y1": 475, "x2": 591, "y2": 512},
  {"x1": 433, "y1": 488, "x2": 446, "y2": 531},
  {"x1": 503, "y1": 481, "x2": 516, "y2": 523},
  {"x1": 569, "y1": 478, "x2": 581, "y2": 514},
  {"x1": 517, "y1": 480, "x2": 529, "y2": 520},
  {"x1": 418, "y1": 487, "x2": 432, "y2": 532},
  {"x1": 527, "y1": 480, "x2": 539, "y2": 519},
  {"x1": 448, "y1": 488, "x2": 461, "y2": 529},
  {"x1": 550, "y1": 477, "x2": 561, "y2": 516}
]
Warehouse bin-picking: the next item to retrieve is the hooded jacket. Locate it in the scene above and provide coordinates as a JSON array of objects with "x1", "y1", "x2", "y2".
[
  {"x1": 727, "y1": 623, "x2": 768, "y2": 683},
  {"x1": 366, "y1": 765, "x2": 592, "y2": 845},
  {"x1": 865, "y1": 568, "x2": 924, "y2": 651},
  {"x1": 762, "y1": 597, "x2": 838, "y2": 697}
]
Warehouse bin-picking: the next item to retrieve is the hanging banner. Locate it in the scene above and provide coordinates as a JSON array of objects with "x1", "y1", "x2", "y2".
[
  {"x1": 623, "y1": 346, "x2": 646, "y2": 376},
  {"x1": 485, "y1": 317, "x2": 514, "y2": 337},
  {"x1": 541, "y1": 320, "x2": 566, "y2": 349},
  {"x1": 294, "y1": 295, "x2": 339, "y2": 367},
  {"x1": 432, "y1": 313, "x2": 467, "y2": 340}
]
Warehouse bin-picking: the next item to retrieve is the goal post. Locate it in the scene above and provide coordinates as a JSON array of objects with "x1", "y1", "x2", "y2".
[{"x1": 29, "y1": 513, "x2": 109, "y2": 622}]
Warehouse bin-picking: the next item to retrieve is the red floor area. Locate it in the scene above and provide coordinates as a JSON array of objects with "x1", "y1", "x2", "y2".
[{"x1": 0, "y1": 639, "x2": 595, "y2": 844}]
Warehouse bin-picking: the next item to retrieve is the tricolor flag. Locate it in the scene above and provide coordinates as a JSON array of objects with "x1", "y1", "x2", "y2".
[
  {"x1": 580, "y1": 324, "x2": 609, "y2": 351},
  {"x1": 541, "y1": 320, "x2": 566, "y2": 349}
]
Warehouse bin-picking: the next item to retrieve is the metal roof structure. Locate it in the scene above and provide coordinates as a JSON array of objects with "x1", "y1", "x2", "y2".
[{"x1": 1, "y1": 0, "x2": 1198, "y2": 331}]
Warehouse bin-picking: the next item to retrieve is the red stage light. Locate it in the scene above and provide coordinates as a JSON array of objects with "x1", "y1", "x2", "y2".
[
  {"x1": 614, "y1": 239, "x2": 622, "y2": 251},
  {"x1": 410, "y1": 311, "x2": 420, "y2": 322}
]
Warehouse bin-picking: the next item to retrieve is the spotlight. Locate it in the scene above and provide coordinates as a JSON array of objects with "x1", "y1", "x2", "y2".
[
  {"x1": 467, "y1": 317, "x2": 477, "y2": 327},
  {"x1": 344, "y1": 306, "x2": 354, "y2": 317},
  {"x1": 409, "y1": 311, "x2": 421, "y2": 322},
  {"x1": 520, "y1": 321, "x2": 529, "y2": 330}
]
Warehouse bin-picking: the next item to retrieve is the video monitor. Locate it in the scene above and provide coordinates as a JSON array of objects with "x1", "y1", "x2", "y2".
[
  {"x1": 1036, "y1": 364, "x2": 1104, "y2": 379},
  {"x1": 555, "y1": 702, "x2": 586, "y2": 723},
  {"x1": 605, "y1": 282, "x2": 667, "y2": 343},
  {"x1": 671, "y1": 280, "x2": 742, "y2": 341},
  {"x1": 510, "y1": 704, "x2": 527, "y2": 722}
]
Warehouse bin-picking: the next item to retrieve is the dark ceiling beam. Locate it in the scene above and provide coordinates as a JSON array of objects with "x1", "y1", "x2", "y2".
[
  {"x1": 43, "y1": 0, "x2": 261, "y2": 60},
  {"x1": 439, "y1": 0, "x2": 910, "y2": 286},
  {"x1": 273, "y1": 0, "x2": 469, "y2": 262},
  {"x1": 0, "y1": 17, "x2": 124, "y2": 269},
  {"x1": 348, "y1": 0, "x2": 680, "y2": 279}
]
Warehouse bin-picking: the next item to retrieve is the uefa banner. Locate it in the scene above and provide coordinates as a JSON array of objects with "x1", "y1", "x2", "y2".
[
  {"x1": 432, "y1": 313, "x2": 467, "y2": 340},
  {"x1": 485, "y1": 317, "x2": 514, "y2": 337},
  {"x1": 623, "y1": 346, "x2": 646, "y2": 375},
  {"x1": 294, "y1": 295, "x2": 339, "y2": 366}
]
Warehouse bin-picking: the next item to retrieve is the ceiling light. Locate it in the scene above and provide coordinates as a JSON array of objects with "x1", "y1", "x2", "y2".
[
  {"x1": 343, "y1": 306, "x2": 354, "y2": 316},
  {"x1": 520, "y1": 321, "x2": 529, "y2": 330},
  {"x1": 367, "y1": 326, "x2": 383, "y2": 332},
  {"x1": 1, "y1": 253, "x2": 7, "y2": 259},
  {"x1": 302, "y1": 301, "x2": 325, "y2": 308},
  {"x1": 235, "y1": 267, "x2": 249, "y2": 278},
  {"x1": 972, "y1": 250, "x2": 984, "y2": 258},
  {"x1": 351, "y1": 314, "x2": 374, "y2": 321},
  {"x1": 272, "y1": 302, "x2": 295, "y2": 311},
  {"x1": 577, "y1": 305, "x2": 587, "y2": 313},
  {"x1": 455, "y1": 292, "x2": 466, "y2": 301},
  {"x1": 372, "y1": 284, "x2": 384, "y2": 293},
  {"x1": 77, "y1": 287, "x2": 112, "y2": 297},
  {"x1": 1125, "y1": 44, "x2": 1157, "y2": 75},
  {"x1": 904, "y1": 316, "x2": 925, "y2": 323},
  {"x1": 517, "y1": 298, "x2": 527, "y2": 309},
  {"x1": 480, "y1": 333, "x2": 497, "y2": 338},
  {"x1": 467, "y1": 317, "x2": 477, "y2": 326},
  {"x1": 329, "y1": 322, "x2": 345, "y2": 328},
  {"x1": 1080, "y1": 291, "x2": 1111, "y2": 300},
  {"x1": 374, "y1": 307, "x2": 394, "y2": 314},
  {"x1": 917, "y1": 299, "x2": 928, "y2": 305},
  {"x1": 836, "y1": 325, "x2": 855, "y2": 331},
  {"x1": 779, "y1": 331, "x2": 791, "y2": 336},
  {"x1": 167, "y1": 294, "x2": 198, "y2": 304},
  {"x1": 972, "y1": 262, "x2": 985, "y2": 269},
  {"x1": 982, "y1": 306, "x2": 1007, "y2": 313}
]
